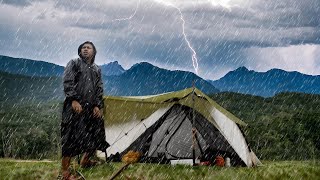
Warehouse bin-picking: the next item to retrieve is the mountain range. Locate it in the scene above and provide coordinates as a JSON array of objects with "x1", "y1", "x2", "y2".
[
  {"x1": 104, "y1": 62, "x2": 219, "y2": 96},
  {"x1": 100, "y1": 61, "x2": 125, "y2": 76},
  {"x1": 1, "y1": 55, "x2": 319, "y2": 99},
  {"x1": 0, "y1": 55, "x2": 218, "y2": 103},
  {"x1": 0, "y1": 55, "x2": 64, "y2": 77},
  {"x1": 0, "y1": 55, "x2": 124, "y2": 77},
  {"x1": 209, "y1": 67, "x2": 320, "y2": 97}
]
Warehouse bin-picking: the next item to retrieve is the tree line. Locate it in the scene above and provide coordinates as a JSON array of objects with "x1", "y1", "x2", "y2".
[{"x1": 0, "y1": 92, "x2": 319, "y2": 160}]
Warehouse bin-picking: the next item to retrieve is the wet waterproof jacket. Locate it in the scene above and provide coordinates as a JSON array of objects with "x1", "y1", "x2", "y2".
[{"x1": 61, "y1": 58, "x2": 109, "y2": 157}]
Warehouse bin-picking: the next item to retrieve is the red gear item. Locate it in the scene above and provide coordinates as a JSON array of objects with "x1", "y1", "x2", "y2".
[
  {"x1": 200, "y1": 161, "x2": 211, "y2": 166},
  {"x1": 215, "y1": 156, "x2": 225, "y2": 167}
]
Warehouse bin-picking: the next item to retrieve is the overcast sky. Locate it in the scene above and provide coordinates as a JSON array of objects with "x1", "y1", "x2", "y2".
[{"x1": 0, "y1": 0, "x2": 319, "y2": 79}]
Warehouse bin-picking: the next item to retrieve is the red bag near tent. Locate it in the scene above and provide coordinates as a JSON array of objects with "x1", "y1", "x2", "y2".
[{"x1": 215, "y1": 156, "x2": 225, "y2": 167}]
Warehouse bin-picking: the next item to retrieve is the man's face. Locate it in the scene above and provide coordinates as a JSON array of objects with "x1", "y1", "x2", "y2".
[{"x1": 81, "y1": 43, "x2": 94, "y2": 59}]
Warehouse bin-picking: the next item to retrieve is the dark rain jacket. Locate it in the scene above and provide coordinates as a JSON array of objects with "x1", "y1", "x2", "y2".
[
  {"x1": 63, "y1": 58, "x2": 104, "y2": 108},
  {"x1": 61, "y1": 58, "x2": 109, "y2": 157}
]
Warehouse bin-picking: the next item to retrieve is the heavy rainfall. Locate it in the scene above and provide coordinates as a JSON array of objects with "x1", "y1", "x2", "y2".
[{"x1": 0, "y1": 0, "x2": 319, "y2": 179}]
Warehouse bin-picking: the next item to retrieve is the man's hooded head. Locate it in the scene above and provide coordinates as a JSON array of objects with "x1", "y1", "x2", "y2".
[{"x1": 78, "y1": 41, "x2": 97, "y2": 62}]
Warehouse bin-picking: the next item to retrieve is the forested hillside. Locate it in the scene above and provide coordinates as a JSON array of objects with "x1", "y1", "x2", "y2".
[
  {"x1": 210, "y1": 92, "x2": 320, "y2": 160},
  {"x1": 1, "y1": 92, "x2": 319, "y2": 160}
]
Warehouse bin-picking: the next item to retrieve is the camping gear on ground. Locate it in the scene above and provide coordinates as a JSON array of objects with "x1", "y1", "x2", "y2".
[
  {"x1": 170, "y1": 159, "x2": 200, "y2": 165},
  {"x1": 215, "y1": 156, "x2": 225, "y2": 167},
  {"x1": 225, "y1": 157, "x2": 231, "y2": 167},
  {"x1": 100, "y1": 88, "x2": 261, "y2": 167},
  {"x1": 121, "y1": 150, "x2": 142, "y2": 164},
  {"x1": 109, "y1": 150, "x2": 141, "y2": 180},
  {"x1": 199, "y1": 161, "x2": 211, "y2": 166}
]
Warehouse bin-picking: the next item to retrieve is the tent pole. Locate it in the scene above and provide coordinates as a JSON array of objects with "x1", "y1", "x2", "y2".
[{"x1": 192, "y1": 81, "x2": 196, "y2": 166}]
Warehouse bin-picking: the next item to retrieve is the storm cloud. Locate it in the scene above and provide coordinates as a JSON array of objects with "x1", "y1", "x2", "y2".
[{"x1": 0, "y1": 0, "x2": 319, "y2": 79}]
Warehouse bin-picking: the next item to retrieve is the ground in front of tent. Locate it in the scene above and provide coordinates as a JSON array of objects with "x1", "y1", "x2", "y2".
[{"x1": 0, "y1": 159, "x2": 319, "y2": 179}]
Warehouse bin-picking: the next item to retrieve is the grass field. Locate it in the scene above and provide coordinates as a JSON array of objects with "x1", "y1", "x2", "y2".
[{"x1": 0, "y1": 159, "x2": 319, "y2": 180}]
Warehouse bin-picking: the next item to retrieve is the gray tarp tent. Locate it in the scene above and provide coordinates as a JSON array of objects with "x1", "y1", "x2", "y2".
[{"x1": 100, "y1": 88, "x2": 261, "y2": 167}]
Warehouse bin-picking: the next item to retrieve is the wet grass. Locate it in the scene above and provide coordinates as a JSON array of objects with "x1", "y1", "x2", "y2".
[{"x1": 0, "y1": 159, "x2": 319, "y2": 180}]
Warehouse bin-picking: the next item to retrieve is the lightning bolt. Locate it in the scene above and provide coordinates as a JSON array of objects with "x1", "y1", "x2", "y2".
[
  {"x1": 110, "y1": 0, "x2": 199, "y2": 74},
  {"x1": 152, "y1": 0, "x2": 199, "y2": 75}
]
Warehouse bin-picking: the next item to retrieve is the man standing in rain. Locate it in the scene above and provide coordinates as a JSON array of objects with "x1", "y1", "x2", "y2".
[{"x1": 60, "y1": 41, "x2": 110, "y2": 179}]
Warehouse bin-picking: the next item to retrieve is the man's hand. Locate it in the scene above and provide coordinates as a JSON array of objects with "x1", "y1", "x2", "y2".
[
  {"x1": 72, "y1": 100, "x2": 83, "y2": 114},
  {"x1": 93, "y1": 107, "x2": 102, "y2": 118}
]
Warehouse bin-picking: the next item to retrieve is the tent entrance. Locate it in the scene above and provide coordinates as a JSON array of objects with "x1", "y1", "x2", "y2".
[
  {"x1": 119, "y1": 104, "x2": 245, "y2": 165},
  {"x1": 148, "y1": 104, "x2": 206, "y2": 160}
]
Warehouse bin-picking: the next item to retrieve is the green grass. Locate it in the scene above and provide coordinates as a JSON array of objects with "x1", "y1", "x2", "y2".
[{"x1": 0, "y1": 159, "x2": 319, "y2": 180}]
